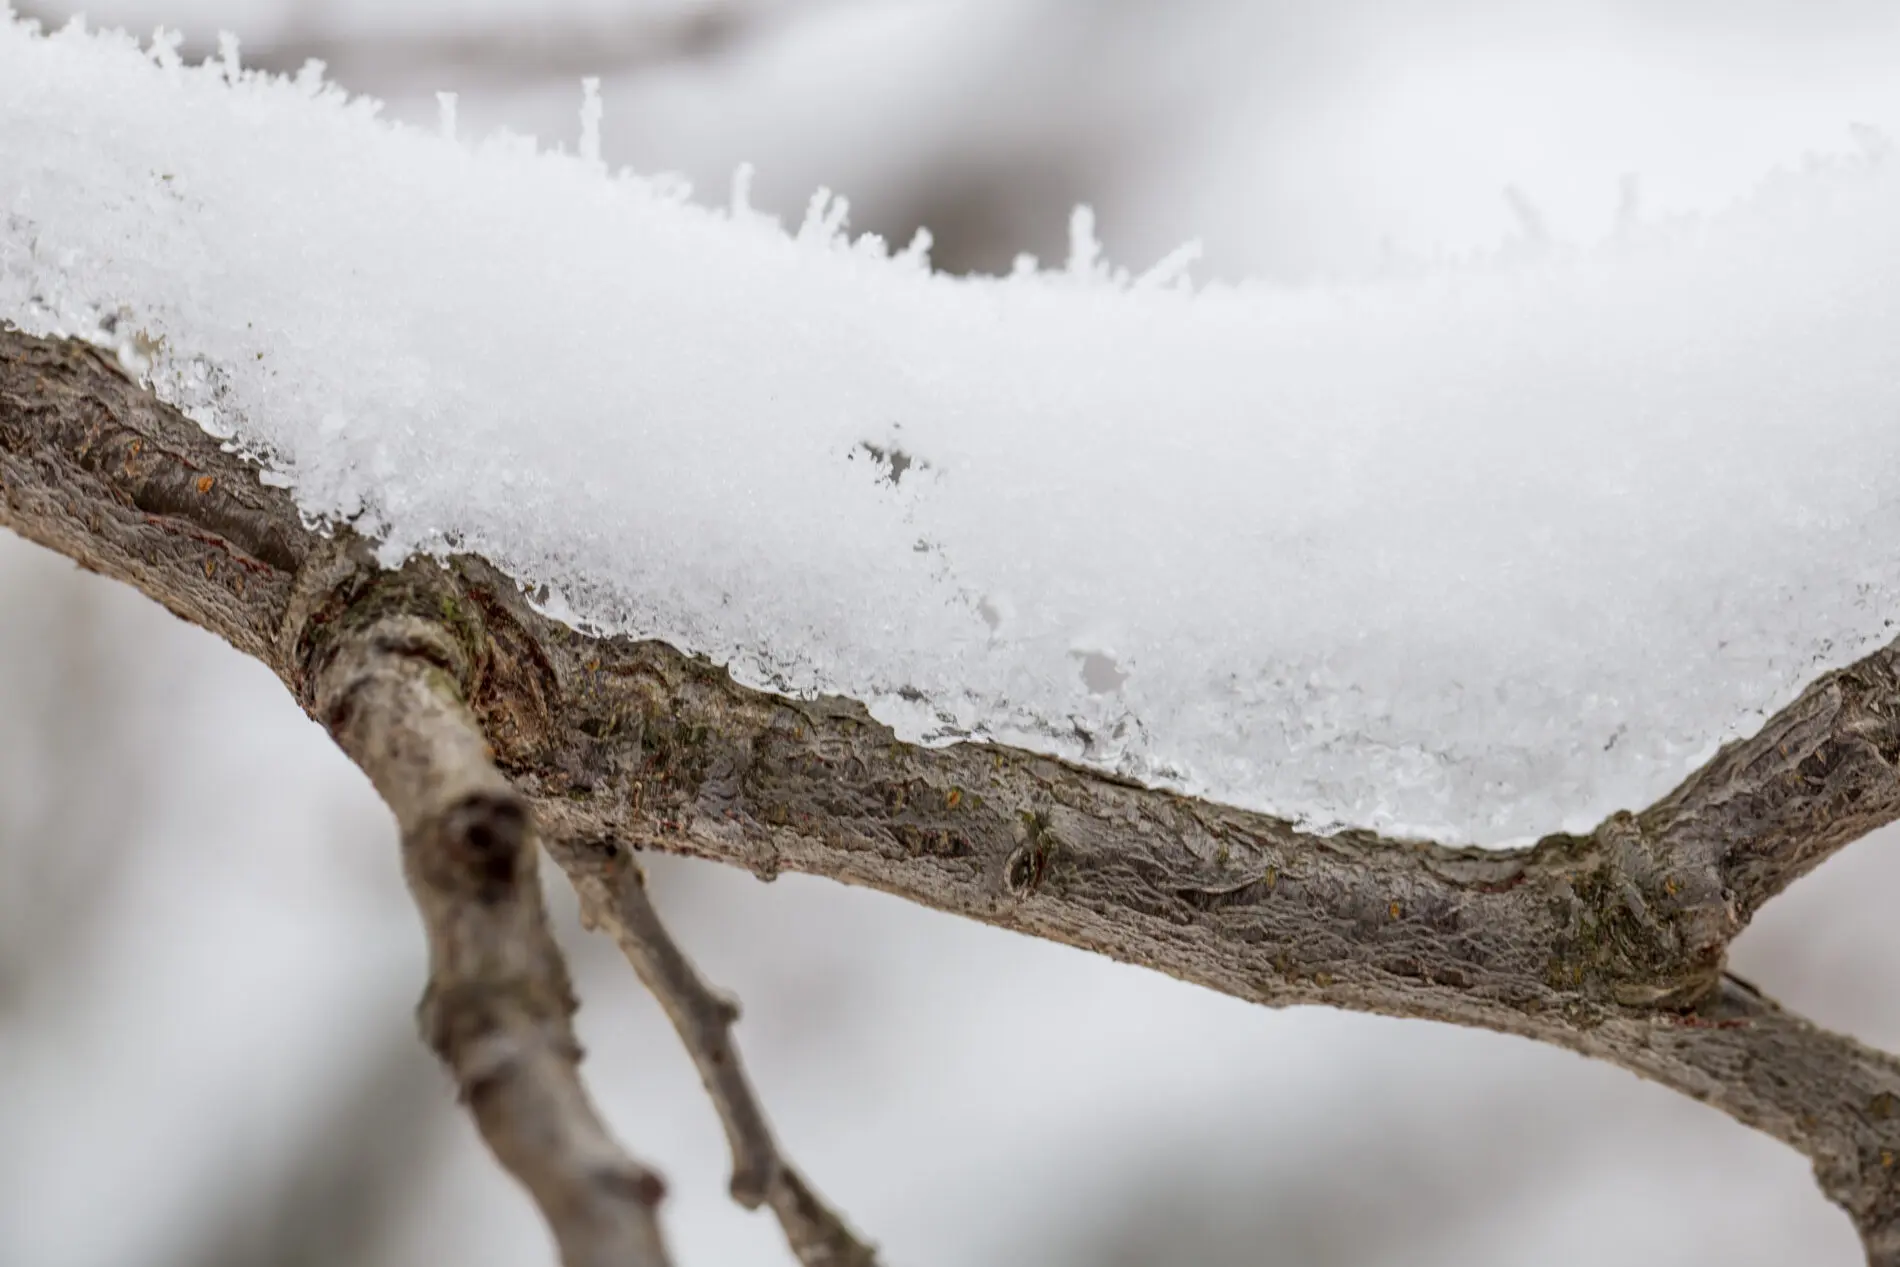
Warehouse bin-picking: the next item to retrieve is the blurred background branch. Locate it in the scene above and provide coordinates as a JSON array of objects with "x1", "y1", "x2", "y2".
[
  {"x1": 0, "y1": 548, "x2": 144, "y2": 1018},
  {"x1": 146, "y1": 0, "x2": 838, "y2": 91},
  {"x1": 158, "y1": 1020, "x2": 446, "y2": 1267}
]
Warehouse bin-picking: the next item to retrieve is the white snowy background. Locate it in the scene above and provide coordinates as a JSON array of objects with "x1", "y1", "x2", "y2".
[{"x1": 4, "y1": 2, "x2": 1900, "y2": 1265}]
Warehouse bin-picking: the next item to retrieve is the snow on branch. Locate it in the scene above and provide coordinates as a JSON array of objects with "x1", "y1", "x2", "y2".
[{"x1": 5, "y1": 13, "x2": 1900, "y2": 851}]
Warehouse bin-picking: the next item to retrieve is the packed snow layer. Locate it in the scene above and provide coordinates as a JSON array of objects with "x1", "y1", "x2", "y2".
[{"x1": 4, "y1": 14, "x2": 1899, "y2": 844}]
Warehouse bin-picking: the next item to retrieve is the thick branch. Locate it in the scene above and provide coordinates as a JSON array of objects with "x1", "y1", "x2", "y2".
[{"x1": 5, "y1": 326, "x2": 1899, "y2": 1260}]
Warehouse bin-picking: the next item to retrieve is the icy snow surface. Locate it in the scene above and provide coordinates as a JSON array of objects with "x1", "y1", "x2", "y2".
[{"x1": 5, "y1": 14, "x2": 1900, "y2": 844}]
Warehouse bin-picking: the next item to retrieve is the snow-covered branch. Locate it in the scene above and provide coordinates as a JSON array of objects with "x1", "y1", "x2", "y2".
[
  {"x1": 7, "y1": 11, "x2": 1900, "y2": 1263},
  {"x1": 12, "y1": 13, "x2": 1900, "y2": 846},
  {"x1": 5, "y1": 326, "x2": 1900, "y2": 1261}
]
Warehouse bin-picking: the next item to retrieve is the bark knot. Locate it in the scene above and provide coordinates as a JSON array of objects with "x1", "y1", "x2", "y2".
[{"x1": 1544, "y1": 814, "x2": 1730, "y2": 1008}]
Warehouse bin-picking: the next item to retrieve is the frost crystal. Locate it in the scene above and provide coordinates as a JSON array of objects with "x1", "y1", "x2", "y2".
[{"x1": 5, "y1": 15, "x2": 1900, "y2": 843}]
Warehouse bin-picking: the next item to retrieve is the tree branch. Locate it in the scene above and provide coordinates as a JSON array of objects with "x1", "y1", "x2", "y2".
[
  {"x1": 312, "y1": 563, "x2": 674, "y2": 1267},
  {"x1": 5, "y1": 325, "x2": 1899, "y2": 1262},
  {"x1": 1638, "y1": 646, "x2": 1900, "y2": 924},
  {"x1": 555, "y1": 842, "x2": 881, "y2": 1266}
]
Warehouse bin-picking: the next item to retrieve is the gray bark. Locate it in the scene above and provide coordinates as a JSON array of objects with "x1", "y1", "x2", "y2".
[{"x1": 4, "y1": 327, "x2": 1898, "y2": 1262}]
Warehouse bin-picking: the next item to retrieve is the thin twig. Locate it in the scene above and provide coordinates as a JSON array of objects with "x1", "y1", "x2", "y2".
[{"x1": 558, "y1": 844, "x2": 880, "y2": 1267}]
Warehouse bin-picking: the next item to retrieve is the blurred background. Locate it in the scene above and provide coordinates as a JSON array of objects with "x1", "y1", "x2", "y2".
[{"x1": 5, "y1": 2, "x2": 1900, "y2": 1264}]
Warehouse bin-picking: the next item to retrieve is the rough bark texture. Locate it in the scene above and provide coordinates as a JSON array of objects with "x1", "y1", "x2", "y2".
[{"x1": 5, "y1": 327, "x2": 1899, "y2": 1262}]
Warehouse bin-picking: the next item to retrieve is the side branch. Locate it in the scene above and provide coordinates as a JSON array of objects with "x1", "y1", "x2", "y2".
[
  {"x1": 1598, "y1": 981, "x2": 1900, "y2": 1265},
  {"x1": 1639, "y1": 647, "x2": 1900, "y2": 923},
  {"x1": 552, "y1": 841, "x2": 881, "y2": 1267},
  {"x1": 311, "y1": 582, "x2": 673, "y2": 1267}
]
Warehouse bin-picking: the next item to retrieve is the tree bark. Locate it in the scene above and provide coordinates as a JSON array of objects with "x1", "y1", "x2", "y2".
[{"x1": 5, "y1": 327, "x2": 1898, "y2": 1262}]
